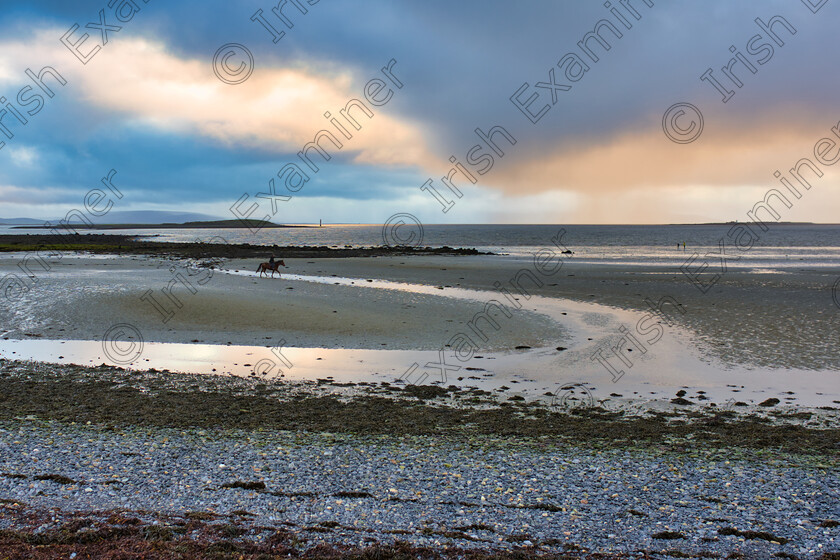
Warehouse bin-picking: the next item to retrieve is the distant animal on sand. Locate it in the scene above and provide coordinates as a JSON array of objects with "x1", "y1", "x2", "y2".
[{"x1": 257, "y1": 260, "x2": 286, "y2": 277}]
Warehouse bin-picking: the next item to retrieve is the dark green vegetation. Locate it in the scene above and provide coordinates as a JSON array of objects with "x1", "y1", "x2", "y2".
[
  {"x1": 1, "y1": 361, "x2": 838, "y2": 456},
  {"x1": 0, "y1": 234, "x2": 487, "y2": 259}
]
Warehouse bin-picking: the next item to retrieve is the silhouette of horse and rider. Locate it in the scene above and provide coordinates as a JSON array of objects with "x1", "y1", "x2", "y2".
[{"x1": 256, "y1": 256, "x2": 287, "y2": 278}]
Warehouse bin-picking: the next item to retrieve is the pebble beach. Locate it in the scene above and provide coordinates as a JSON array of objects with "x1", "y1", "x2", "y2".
[{"x1": 0, "y1": 237, "x2": 838, "y2": 558}]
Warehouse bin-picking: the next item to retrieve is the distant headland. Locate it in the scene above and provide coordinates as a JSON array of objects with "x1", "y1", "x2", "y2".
[{"x1": 11, "y1": 219, "x2": 310, "y2": 230}]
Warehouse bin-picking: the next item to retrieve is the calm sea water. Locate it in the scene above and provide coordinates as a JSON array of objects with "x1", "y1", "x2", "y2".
[{"x1": 3, "y1": 224, "x2": 839, "y2": 269}]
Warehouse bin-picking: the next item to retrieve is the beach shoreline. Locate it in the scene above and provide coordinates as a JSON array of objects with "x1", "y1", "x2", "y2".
[
  {"x1": 0, "y1": 360, "x2": 837, "y2": 558},
  {"x1": 1, "y1": 240, "x2": 839, "y2": 558},
  {"x1": 2, "y1": 244, "x2": 838, "y2": 407}
]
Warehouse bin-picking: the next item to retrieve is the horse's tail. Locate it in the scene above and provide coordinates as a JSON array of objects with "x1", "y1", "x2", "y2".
[{"x1": 256, "y1": 264, "x2": 261, "y2": 273}]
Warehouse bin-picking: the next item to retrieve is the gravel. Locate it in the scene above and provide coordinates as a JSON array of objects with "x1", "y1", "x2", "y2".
[{"x1": 0, "y1": 421, "x2": 837, "y2": 559}]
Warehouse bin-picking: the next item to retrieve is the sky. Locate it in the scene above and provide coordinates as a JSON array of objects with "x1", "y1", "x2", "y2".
[{"x1": 0, "y1": 0, "x2": 838, "y2": 224}]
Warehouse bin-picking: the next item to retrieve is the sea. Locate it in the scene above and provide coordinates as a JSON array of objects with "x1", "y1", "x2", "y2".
[{"x1": 3, "y1": 223, "x2": 840, "y2": 270}]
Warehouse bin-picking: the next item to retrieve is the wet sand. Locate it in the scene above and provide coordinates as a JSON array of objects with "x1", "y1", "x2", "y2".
[
  {"x1": 1, "y1": 249, "x2": 839, "y2": 411},
  {"x1": 2, "y1": 247, "x2": 839, "y2": 559},
  {"x1": 264, "y1": 255, "x2": 840, "y2": 372},
  {"x1": 0, "y1": 254, "x2": 562, "y2": 351}
]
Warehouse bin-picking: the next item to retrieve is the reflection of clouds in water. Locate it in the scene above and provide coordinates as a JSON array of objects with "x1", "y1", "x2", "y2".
[
  {"x1": 3, "y1": 256, "x2": 838, "y2": 408},
  {"x1": 0, "y1": 332, "x2": 838, "y2": 408}
]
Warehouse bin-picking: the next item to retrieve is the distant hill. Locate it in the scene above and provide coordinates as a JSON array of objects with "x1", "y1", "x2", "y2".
[
  {"x1": 175, "y1": 220, "x2": 303, "y2": 228},
  {"x1": 0, "y1": 218, "x2": 45, "y2": 225},
  {"x1": 11, "y1": 219, "x2": 307, "y2": 230},
  {"x1": 0, "y1": 211, "x2": 223, "y2": 226}
]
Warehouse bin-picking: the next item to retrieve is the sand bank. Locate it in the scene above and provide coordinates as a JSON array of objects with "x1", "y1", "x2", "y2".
[{"x1": 1, "y1": 251, "x2": 838, "y2": 411}]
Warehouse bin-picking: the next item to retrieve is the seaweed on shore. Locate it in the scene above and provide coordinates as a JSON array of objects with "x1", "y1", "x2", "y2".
[
  {"x1": 0, "y1": 361, "x2": 838, "y2": 455},
  {"x1": 0, "y1": 234, "x2": 489, "y2": 259},
  {"x1": 0, "y1": 502, "x2": 769, "y2": 560}
]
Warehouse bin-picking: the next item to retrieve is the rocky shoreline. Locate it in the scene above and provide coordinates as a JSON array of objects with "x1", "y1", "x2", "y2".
[
  {"x1": 1, "y1": 359, "x2": 838, "y2": 452},
  {"x1": 0, "y1": 234, "x2": 489, "y2": 260},
  {"x1": 0, "y1": 360, "x2": 838, "y2": 559}
]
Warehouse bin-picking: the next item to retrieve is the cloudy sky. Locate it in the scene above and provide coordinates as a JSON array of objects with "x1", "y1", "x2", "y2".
[{"x1": 0, "y1": 0, "x2": 838, "y2": 224}]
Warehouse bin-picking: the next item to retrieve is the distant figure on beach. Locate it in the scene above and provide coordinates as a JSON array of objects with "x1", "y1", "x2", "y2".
[
  {"x1": 683, "y1": 242, "x2": 686, "y2": 250},
  {"x1": 257, "y1": 258, "x2": 286, "y2": 278}
]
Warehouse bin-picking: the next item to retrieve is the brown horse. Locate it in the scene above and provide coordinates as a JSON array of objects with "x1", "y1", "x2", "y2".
[{"x1": 257, "y1": 260, "x2": 286, "y2": 277}]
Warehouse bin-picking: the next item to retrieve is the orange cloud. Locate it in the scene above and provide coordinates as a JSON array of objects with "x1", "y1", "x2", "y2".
[
  {"x1": 0, "y1": 30, "x2": 438, "y2": 169},
  {"x1": 85, "y1": 40, "x2": 435, "y2": 168},
  {"x1": 484, "y1": 108, "x2": 840, "y2": 196}
]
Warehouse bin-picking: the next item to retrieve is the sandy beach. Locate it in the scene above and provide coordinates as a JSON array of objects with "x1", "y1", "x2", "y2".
[
  {"x1": 5, "y1": 1, "x2": 840, "y2": 555},
  {"x1": 1, "y1": 242, "x2": 838, "y2": 558},
  {"x1": 1, "y1": 248, "x2": 838, "y2": 407}
]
